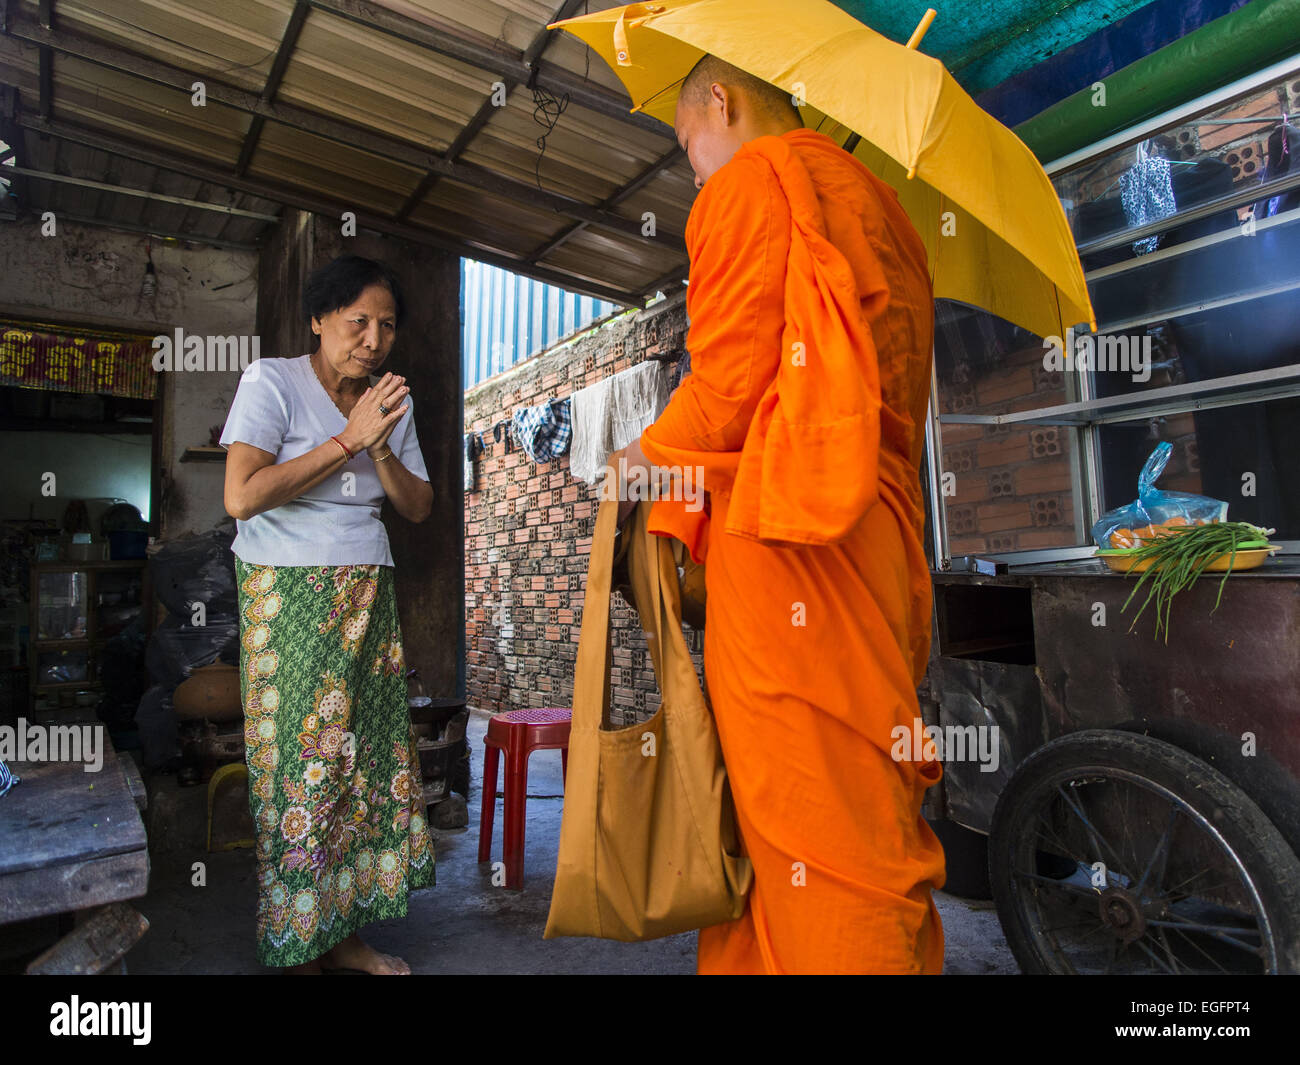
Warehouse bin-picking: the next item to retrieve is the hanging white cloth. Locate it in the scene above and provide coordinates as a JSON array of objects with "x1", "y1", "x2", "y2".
[{"x1": 569, "y1": 360, "x2": 673, "y2": 485}]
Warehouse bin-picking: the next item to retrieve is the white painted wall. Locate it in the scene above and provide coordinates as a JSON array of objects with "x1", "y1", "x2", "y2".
[
  {"x1": 0, "y1": 217, "x2": 259, "y2": 536},
  {"x1": 0, "y1": 431, "x2": 151, "y2": 522}
]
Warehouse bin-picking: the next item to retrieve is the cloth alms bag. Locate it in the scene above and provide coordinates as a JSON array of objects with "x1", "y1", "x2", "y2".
[{"x1": 544, "y1": 497, "x2": 750, "y2": 941}]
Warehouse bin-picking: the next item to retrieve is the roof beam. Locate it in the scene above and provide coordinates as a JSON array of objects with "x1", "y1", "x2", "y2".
[
  {"x1": 8, "y1": 165, "x2": 282, "y2": 219},
  {"x1": 2, "y1": 13, "x2": 679, "y2": 247},
  {"x1": 36, "y1": 46, "x2": 50, "y2": 118},
  {"x1": 644, "y1": 265, "x2": 689, "y2": 300},
  {"x1": 306, "y1": 0, "x2": 669, "y2": 138},
  {"x1": 38, "y1": 208, "x2": 261, "y2": 251},
  {"x1": 0, "y1": 92, "x2": 20, "y2": 216},
  {"x1": 395, "y1": 0, "x2": 588, "y2": 221},
  {"x1": 528, "y1": 145, "x2": 684, "y2": 262},
  {"x1": 235, "y1": 0, "x2": 310, "y2": 178},
  {"x1": 14, "y1": 113, "x2": 647, "y2": 307},
  {"x1": 524, "y1": 0, "x2": 590, "y2": 67},
  {"x1": 36, "y1": 0, "x2": 52, "y2": 121}
]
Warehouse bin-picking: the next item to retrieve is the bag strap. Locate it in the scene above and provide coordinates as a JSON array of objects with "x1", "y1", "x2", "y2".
[
  {"x1": 573, "y1": 496, "x2": 620, "y2": 730},
  {"x1": 626, "y1": 502, "x2": 697, "y2": 699},
  {"x1": 621, "y1": 501, "x2": 652, "y2": 676}
]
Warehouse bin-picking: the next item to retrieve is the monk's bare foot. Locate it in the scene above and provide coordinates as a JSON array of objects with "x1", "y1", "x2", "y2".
[{"x1": 321, "y1": 934, "x2": 410, "y2": 975}]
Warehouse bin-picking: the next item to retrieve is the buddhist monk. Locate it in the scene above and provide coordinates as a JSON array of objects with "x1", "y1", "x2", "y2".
[{"x1": 612, "y1": 54, "x2": 947, "y2": 974}]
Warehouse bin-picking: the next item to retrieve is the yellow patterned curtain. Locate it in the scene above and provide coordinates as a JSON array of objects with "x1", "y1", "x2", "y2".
[{"x1": 0, "y1": 320, "x2": 156, "y2": 400}]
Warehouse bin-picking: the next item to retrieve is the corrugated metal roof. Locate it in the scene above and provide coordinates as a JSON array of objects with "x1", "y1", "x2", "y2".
[
  {"x1": 460, "y1": 257, "x2": 621, "y2": 388},
  {"x1": 0, "y1": 0, "x2": 1181, "y2": 302},
  {"x1": 0, "y1": 0, "x2": 696, "y2": 304},
  {"x1": 1, "y1": 109, "x2": 278, "y2": 249}
]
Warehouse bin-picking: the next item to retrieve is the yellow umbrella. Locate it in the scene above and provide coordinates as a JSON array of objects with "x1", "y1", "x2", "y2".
[{"x1": 553, "y1": 0, "x2": 1095, "y2": 339}]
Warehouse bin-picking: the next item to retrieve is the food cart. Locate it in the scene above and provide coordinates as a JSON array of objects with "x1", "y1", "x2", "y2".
[{"x1": 920, "y1": 59, "x2": 1300, "y2": 974}]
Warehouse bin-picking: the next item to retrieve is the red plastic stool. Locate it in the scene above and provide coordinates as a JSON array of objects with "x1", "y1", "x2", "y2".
[{"x1": 477, "y1": 707, "x2": 572, "y2": 890}]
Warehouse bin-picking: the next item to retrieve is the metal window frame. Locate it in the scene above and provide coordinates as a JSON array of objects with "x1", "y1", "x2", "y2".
[
  {"x1": 1042, "y1": 52, "x2": 1300, "y2": 177},
  {"x1": 925, "y1": 57, "x2": 1300, "y2": 570}
]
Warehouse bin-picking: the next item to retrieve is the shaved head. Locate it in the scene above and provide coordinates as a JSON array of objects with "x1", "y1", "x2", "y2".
[
  {"x1": 679, "y1": 55, "x2": 802, "y2": 124},
  {"x1": 674, "y1": 53, "x2": 803, "y2": 189}
]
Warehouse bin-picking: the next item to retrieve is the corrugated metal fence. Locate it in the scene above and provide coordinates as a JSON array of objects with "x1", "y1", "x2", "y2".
[{"x1": 461, "y1": 259, "x2": 622, "y2": 391}]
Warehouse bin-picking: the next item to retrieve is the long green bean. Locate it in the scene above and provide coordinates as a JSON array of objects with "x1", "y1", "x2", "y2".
[{"x1": 1116, "y1": 521, "x2": 1273, "y2": 642}]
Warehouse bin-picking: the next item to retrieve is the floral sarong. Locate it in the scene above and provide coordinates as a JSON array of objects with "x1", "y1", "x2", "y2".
[{"x1": 235, "y1": 560, "x2": 435, "y2": 967}]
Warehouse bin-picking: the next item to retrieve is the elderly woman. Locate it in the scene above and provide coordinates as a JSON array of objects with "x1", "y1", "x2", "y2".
[{"x1": 221, "y1": 254, "x2": 434, "y2": 974}]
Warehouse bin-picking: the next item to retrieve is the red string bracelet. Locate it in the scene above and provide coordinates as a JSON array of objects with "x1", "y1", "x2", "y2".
[{"x1": 330, "y1": 435, "x2": 353, "y2": 461}]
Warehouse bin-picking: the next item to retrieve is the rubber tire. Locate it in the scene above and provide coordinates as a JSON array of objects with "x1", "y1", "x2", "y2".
[{"x1": 989, "y1": 729, "x2": 1300, "y2": 974}]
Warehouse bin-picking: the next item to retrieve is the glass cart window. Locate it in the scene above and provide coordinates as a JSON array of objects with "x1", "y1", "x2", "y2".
[
  {"x1": 933, "y1": 301, "x2": 1086, "y2": 556},
  {"x1": 927, "y1": 69, "x2": 1300, "y2": 564},
  {"x1": 1053, "y1": 71, "x2": 1297, "y2": 547},
  {"x1": 1098, "y1": 396, "x2": 1300, "y2": 535}
]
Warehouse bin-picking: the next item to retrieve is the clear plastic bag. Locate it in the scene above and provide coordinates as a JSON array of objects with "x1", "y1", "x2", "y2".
[{"x1": 1091, "y1": 442, "x2": 1227, "y2": 549}]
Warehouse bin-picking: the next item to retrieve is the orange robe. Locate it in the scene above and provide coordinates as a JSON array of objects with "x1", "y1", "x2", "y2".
[{"x1": 639, "y1": 128, "x2": 946, "y2": 974}]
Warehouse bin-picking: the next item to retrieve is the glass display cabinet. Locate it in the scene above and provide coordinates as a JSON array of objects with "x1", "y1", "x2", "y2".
[
  {"x1": 919, "y1": 62, "x2": 1300, "y2": 974},
  {"x1": 28, "y1": 560, "x2": 150, "y2": 712}
]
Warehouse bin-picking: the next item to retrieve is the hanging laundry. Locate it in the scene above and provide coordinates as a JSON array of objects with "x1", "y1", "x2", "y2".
[
  {"x1": 1119, "y1": 141, "x2": 1177, "y2": 255},
  {"x1": 464, "y1": 432, "x2": 483, "y2": 492},
  {"x1": 511, "y1": 397, "x2": 572, "y2": 463},
  {"x1": 569, "y1": 360, "x2": 673, "y2": 485},
  {"x1": 491, "y1": 418, "x2": 515, "y2": 454}
]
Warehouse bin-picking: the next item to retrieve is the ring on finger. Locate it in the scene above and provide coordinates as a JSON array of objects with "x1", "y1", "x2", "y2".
[{"x1": 378, "y1": 403, "x2": 391, "y2": 415}]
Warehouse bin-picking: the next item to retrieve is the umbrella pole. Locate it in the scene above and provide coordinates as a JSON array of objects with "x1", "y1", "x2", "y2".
[{"x1": 906, "y1": 8, "x2": 937, "y2": 50}]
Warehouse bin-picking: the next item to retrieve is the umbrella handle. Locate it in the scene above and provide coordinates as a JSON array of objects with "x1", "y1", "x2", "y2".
[{"x1": 907, "y1": 8, "x2": 937, "y2": 50}]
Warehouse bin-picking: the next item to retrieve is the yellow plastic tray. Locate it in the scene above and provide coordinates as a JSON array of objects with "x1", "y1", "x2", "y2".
[{"x1": 1097, "y1": 547, "x2": 1275, "y2": 573}]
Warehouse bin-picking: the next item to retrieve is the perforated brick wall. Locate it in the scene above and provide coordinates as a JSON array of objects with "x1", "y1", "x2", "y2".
[{"x1": 462, "y1": 292, "x2": 697, "y2": 723}]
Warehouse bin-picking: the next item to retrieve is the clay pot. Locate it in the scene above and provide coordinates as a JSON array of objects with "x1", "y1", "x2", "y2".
[{"x1": 174, "y1": 663, "x2": 242, "y2": 723}]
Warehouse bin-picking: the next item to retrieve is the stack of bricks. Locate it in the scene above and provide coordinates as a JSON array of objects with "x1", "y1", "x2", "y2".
[{"x1": 463, "y1": 292, "x2": 695, "y2": 723}]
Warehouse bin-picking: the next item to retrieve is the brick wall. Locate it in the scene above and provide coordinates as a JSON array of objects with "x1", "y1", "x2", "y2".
[
  {"x1": 938, "y1": 335, "x2": 1200, "y2": 557},
  {"x1": 463, "y1": 292, "x2": 697, "y2": 722},
  {"x1": 940, "y1": 337, "x2": 1081, "y2": 556},
  {"x1": 463, "y1": 283, "x2": 1212, "y2": 717}
]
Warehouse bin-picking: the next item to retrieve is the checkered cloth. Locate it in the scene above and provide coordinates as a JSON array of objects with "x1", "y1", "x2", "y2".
[
  {"x1": 0, "y1": 759, "x2": 18, "y2": 798},
  {"x1": 511, "y1": 398, "x2": 572, "y2": 463}
]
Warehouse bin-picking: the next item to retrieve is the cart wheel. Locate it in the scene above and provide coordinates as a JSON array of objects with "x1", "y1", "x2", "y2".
[{"x1": 989, "y1": 730, "x2": 1300, "y2": 974}]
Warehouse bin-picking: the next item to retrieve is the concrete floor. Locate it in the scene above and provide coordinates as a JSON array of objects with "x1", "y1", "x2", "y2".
[{"x1": 121, "y1": 712, "x2": 1017, "y2": 974}]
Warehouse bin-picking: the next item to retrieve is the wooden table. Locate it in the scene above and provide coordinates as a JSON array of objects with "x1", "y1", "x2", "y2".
[{"x1": 0, "y1": 722, "x2": 149, "y2": 924}]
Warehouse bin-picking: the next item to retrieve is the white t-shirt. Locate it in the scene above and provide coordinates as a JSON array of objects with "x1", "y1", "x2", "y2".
[{"x1": 219, "y1": 354, "x2": 429, "y2": 567}]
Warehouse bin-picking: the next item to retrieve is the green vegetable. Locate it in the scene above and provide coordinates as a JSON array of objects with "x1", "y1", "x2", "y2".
[{"x1": 1117, "y1": 521, "x2": 1274, "y2": 642}]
